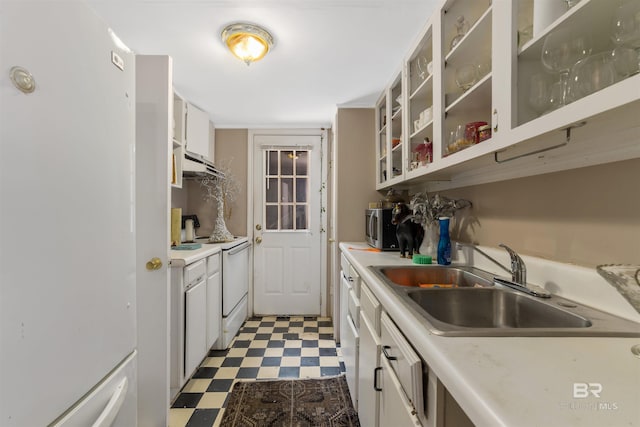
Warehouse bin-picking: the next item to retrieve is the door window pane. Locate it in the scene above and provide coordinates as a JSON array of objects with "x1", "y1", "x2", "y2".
[
  {"x1": 281, "y1": 205, "x2": 293, "y2": 230},
  {"x1": 266, "y1": 205, "x2": 278, "y2": 230},
  {"x1": 295, "y1": 151, "x2": 308, "y2": 175},
  {"x1": 281, "y1": 178, "x2": 293, "y2": 202},
  {"x1": 296, "y1": 205, "x2": 308, "y2": 230},
  {"x1": 281, "y1": 151, "x2": 294, "y2": 175},
  {"x1": 267, "y1": 151, "x2": 278, "y2": 175},
  {"x1": 296, "y1": 178, "x2": 307, "y2": 203},
  {"x1": 266, "y1": 178, "x2": 278, "y2": 203}
]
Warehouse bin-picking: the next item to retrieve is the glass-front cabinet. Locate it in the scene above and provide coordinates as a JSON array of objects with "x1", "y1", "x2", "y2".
[
  {"x1": 376, "y1": 92, "x2": 388, "y2": 186},
  {"x1": 374, "y1": 0, "x2": 640, "y2": 191},
  {"x1": 407, "y1": 23, "x2": 435, "y2": 178},
  {"x1": 376, "y1": 72, "x2": 405, "y2": 189},
  {"x1": 441, "y1": 0, "x2": 493, "y2": 157}
]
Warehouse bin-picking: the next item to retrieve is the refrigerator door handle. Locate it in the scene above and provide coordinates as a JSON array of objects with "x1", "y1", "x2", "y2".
[{"x1": 92, "y1": 377, "x2": 128, "y2": 427}]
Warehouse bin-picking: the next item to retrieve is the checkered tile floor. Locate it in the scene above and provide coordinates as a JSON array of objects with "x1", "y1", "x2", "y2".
[{"x1": 169, "y1": 316, "x2": 345, "y2": 427}]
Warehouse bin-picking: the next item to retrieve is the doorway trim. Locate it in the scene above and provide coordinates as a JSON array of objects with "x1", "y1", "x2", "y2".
[{"x1": 247, "y1": 128, "x2": 329, "y2": 317}]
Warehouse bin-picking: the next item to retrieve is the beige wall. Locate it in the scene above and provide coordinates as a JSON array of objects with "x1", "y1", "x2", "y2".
[
  {"x1": 335, "y1": 108, "x2": 380, "y2": 242},
  {"x1": 439, "y1": 158, "x2": 640, "y2": 267},
  {"x1": 170, "y1": 129, "x2": 248, "y2": 238},
  {"x1": 213, "y1": 129, "x2": 248, "y2": 237}
]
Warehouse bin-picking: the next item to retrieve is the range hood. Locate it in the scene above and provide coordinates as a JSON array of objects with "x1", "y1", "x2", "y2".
[{"x1": 182, "y1": 151, "x2": 224, "y2": 179}]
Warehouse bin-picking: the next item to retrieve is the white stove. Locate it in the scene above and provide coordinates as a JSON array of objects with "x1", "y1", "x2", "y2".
[{"x1": 213, "y1": 237, "x2": 250, "y2": 349}]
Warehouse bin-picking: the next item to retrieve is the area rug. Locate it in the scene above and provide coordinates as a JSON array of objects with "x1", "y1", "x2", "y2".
[{"x1": 219, "y1": 375, "x2": 360, "y2": 427}]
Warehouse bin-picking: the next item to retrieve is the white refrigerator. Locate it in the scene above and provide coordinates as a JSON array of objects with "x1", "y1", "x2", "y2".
[{"x1": 1, "y1": 0, "x2": 138, "y2": 425}]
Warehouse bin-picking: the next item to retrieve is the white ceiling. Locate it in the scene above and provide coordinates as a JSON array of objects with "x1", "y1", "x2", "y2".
[{"x1": 88, "y1": 0, "x2": 439, "y2": 128}]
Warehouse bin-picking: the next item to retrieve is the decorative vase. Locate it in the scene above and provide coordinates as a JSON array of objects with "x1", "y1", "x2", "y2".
[
  {"x1": 420, "y1": 223, "x2": 439, "y2": 257},
  {"x1": 437, "y1": 217, "x2": 452, "y2": 265}
]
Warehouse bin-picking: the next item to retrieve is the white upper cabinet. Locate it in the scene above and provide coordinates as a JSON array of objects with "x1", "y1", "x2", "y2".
[
  {"x1": 185, "y1": 102, "x2": 211, "y2": 160},
  {"x1": 375, "y1": 0, "x2": 640, "y2": 192},
  {"x1": 376, "y1": 72, "x2": 405, "y2": 189}
]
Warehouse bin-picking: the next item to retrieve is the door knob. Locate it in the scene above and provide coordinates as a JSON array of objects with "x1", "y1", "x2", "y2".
[
  {"x1": 146, "y1": 257, "x2": 163, "y2": 271},
  {"x1": 256, "y1": 224, "x2": 262, "y2": 231},
  {"x1": 255, "y1": 237, "x2": 262, "y2": 244}
]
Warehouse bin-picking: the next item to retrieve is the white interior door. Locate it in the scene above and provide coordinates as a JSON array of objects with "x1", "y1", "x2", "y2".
[
  {"x1": 135, "y1": 55, "x2": 172, "y2": 426},
  {"x1": 252, "y1": 132, "x2": 325, "y2": 315}
]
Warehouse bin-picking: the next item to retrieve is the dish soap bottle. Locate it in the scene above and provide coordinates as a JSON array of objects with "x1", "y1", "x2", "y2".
[{"x1": 437, "y1": 217, "x2": 452, "y2": 265}]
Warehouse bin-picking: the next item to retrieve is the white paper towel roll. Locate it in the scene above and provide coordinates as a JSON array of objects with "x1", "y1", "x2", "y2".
[
  {"x1": 185, "y1": 219, "x2": 194, "y2": 242},
  {"x1": 533, "y1": 0, "x2": 566, "y2": 36}
]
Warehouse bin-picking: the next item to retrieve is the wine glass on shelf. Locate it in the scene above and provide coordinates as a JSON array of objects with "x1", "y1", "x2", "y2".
[
  {"x1": 540, "y1": 26, "x2": 592, "y2": 108},
  {"x1": 611, "y1": 0, "x2": 640, "y2": 75}
]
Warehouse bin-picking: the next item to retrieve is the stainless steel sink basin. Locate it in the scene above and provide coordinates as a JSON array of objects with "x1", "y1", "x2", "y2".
[
  {"x1": 408, "y1": 288, "x2": 591, "y2": 328},
  {"x1": 373, "y1": 265, "x2": 494, "y2": 288},
  {"x1": 369, "y1": 265, "x2": 640, "y2": 337}
]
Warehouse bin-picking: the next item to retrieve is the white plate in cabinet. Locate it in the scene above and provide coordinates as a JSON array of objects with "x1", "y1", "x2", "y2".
[{"x1": 380, "y1": 312, "x2": 425, "y2": 422}]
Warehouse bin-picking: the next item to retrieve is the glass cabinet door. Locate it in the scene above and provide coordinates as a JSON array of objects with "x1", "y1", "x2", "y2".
[
  {"x1": 407, "y1": 26, "x2": 434, "y2": 174},
  {"x1": 389, "y1": 73, "x2": 404, "y2": 181},
  {"x1": 441, "y1": 0, "x2": 493, "y2": 157},
  {"x1": 376, "y1": 93, "x2": 388, "y2": 186},
  {"x1": 515, "y1": 0, "x2": 640, "y2": 128}
]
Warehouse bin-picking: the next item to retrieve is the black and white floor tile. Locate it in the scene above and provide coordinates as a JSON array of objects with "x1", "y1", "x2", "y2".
[{"x1": 169, "y1": 316, "x2": 345, "y2": 427}]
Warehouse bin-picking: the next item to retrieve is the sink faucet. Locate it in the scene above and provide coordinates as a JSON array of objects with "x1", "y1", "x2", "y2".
[
  {"x1": 456, "y1": 242, "x2": 550, "y2": 298},
  {"x1": 498, "y1": 243, "x2": 526, "y2": 285}
]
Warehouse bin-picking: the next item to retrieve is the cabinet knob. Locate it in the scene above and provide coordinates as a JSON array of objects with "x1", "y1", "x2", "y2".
[
  {"x1": 255, "y1": 236, "x2": 263, "y2": 244},
  {"x1": 146, "y1": 257, "x2": 163, "y2": 271}
]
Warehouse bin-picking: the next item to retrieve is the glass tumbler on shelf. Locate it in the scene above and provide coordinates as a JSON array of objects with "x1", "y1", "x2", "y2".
[
  {"x1": 528, "y1": 73, "x2": 552, "y2": 115},
  {"x1": 541, "y1": 26, "x2": 592, "y2": 108}
]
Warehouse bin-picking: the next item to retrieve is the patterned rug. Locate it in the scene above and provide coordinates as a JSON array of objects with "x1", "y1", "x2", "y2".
[{"x1": 219, "y1": 375, "x2": 360, "y2": 427}]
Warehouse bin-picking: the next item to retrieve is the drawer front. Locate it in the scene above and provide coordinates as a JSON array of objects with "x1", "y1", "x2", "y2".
[
  {"x1": 207, "y1": 253, "x2": 220, "y2": 275},
  {"x1": 184, "y1": 259, "x2": 206, "y2": 287},
  {"x1": 348, "y1": 264, "x2": 361, "y2": 298},
  {"x1": 380, "y1": 312, "x2": 424, "y2": 421},
  {"x1": 348, "y1": 289, "x2": 361, "y2": 329},
  {"x1": 340, "y1": 252, "x2": 350, "y2": 277},
  {"x1": 361, "y1": 284, "x2": 381, "y2": 336}
]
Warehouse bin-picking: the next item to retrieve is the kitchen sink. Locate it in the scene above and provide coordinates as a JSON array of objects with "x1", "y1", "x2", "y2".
[
  {"x1": 408, "y1": 288, "x2": 591, "y2": 328},
  {"x1": 369, "y1": 265, "x2": 640, "y2": 337},
  {"x1": 373, "y1": 265, "x2": 494, "y2": 288}
]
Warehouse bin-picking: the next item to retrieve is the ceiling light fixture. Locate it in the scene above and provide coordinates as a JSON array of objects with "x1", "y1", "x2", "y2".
[{"x1": 221, "y1": 23, "x2": 274, "y2": 66}]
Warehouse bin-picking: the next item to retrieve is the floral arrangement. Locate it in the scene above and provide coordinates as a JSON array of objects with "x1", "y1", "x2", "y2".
[
  {"x1": 410, "y1": 191, "x2": 472, "y2": 228},
  {"x1": 200, "y1": 158, "x2": 240, "y2": 242}
]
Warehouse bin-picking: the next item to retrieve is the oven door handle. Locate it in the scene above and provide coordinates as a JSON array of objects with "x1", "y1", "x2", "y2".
[{"x1": 227, "y1": 241, "x2": 250, "y2": 256}]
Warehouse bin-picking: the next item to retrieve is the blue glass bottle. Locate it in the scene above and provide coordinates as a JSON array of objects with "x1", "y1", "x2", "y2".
[{"x1": 437, "y1": 217, "x2": 451, "y2": 265}]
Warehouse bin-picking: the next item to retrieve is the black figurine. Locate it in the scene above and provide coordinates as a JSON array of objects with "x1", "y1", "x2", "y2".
[{"x1": 391, "y1": 203, "x2": 424, "y2": 258}]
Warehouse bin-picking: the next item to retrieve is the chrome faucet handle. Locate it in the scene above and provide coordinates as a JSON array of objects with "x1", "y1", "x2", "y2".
[{"x1": 498, "y1": 244, "x2": 527, "y2": 285}]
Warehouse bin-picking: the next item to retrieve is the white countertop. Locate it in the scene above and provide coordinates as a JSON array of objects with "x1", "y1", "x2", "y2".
[
  {"x1": 170, "y1": 236, "x2": 249, "y2": 267},
  {"x1": 340, "y1": 242, "x2": 640, "y2": 427}
]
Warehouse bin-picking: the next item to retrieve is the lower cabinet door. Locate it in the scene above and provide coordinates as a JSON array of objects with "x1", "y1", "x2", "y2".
[
  {"x1": 206, "y1": 270, "x2": 221, "y2": 348},
  {"x1": 379, "y1": 357, "x2": 423, "y2": 427},
  {"x1": 341, "y1": 314, "x2": 359, "y2": 409},
  {"x1": 357, "y1": 313, "x2": 380, "y2": 427},
  {"x1": 185, "y1": 280, "x2": 207, "y2": 378}
]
